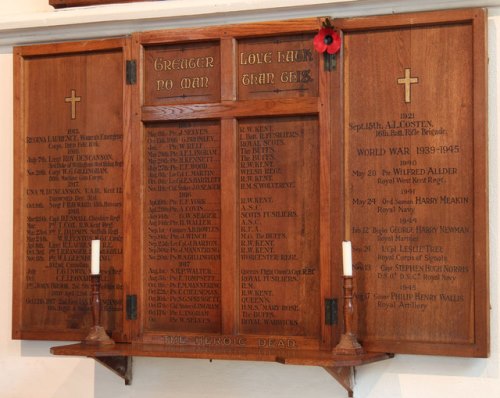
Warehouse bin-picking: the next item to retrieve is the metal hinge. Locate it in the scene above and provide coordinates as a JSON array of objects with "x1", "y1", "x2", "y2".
[
  {"x1": 126, "y1": 294, "x2": 137, "y2": 320},
  {"x1": 126, "y1": 60, "x2": 137, "y2": 85},
  {"x1": 325, "y1": 298, "x2": 338, "y2": 325}
]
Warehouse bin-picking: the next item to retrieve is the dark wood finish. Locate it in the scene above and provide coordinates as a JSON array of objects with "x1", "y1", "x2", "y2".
[
  {"x1": 13, "y1": 38, "x2": 131, "y2": 341},
  {"x1": 51, "y1": 342, "x2": 390, "y2": 392},
  {"x1": 50, "y1": 0, "x2": 150, "y2": 8},
  {"x1": 338, "y1": 8, "x2": 488, "y2": 357},
  {"x1": 334, "y1": 277, "x2": 364, "y2": 355}
]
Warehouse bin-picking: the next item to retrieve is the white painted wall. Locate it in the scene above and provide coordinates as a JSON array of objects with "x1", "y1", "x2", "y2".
[
  {"x1": 0, "y1": 0, "x2": 51, "y2": 15},
  {"x1": 0, "y1": 1, "x2": 499, "y2": 397}
]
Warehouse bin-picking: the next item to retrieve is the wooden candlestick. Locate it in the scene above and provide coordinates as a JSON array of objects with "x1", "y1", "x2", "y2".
[
  {"x1": 334, "y1": 276, "x2": 364, "y2": 355},
  {"x1": 84, "y1": 274, "x2": 114, "y2": 345}
]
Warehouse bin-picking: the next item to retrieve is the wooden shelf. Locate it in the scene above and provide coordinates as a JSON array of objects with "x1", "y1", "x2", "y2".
[{"x1": 51, "y1": 342, "x2": 393, "y2": 396}]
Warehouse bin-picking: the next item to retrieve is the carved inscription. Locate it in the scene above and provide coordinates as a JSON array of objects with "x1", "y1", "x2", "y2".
[
  {"x1": 145, "y1": 120, "x2": 221, "y2": 333},
  {"x1": 346, "y1": 24, "x2": 475, "y2": 343},
  {"x1": 238, "y1": 34, "x2": 318, "y2": 100},
  {"x1": 238, "y1": 116, "x2": 320, "y2": 336},
  {"x1": 144, "y1": 42, "x2": 221, "y2": 105},
  {"x1": 22, "y1": 51, "x2": 124, "y2": 332}
]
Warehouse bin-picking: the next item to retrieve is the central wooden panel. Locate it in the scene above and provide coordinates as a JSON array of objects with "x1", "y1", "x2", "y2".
[{"x1": 134, "y1": 19, "x2": 338, "y2": 350}]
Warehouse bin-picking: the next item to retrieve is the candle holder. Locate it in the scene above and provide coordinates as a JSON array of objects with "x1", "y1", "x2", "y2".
[
  {"x1": 334, "y1": 276, "x2": 364, "y2": 355},
  {"x1": 84, "y1": 274, "x2": 115, "y2": 345}
]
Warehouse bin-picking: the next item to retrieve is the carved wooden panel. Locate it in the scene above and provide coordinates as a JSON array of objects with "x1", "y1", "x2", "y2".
[
  {"x1": 13, "y1": 39, "x2": 130, "y2": 340},
  {"x1": 338, "y1": 8, "x2": 488, "y2": 357},
  {"x1": 13, "y1": 11, "x2": 488, "y2": 359},
  {"x1": 133, "y1": 18, "x2": 341, "y2": 351}
]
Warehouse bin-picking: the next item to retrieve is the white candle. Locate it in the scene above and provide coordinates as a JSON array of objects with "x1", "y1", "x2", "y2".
[
  {"x1": 91, "y1": 239, "x2": 100, "y2": 275},
  {"x1": 342, "y1": 241, "x2": 353, "y2": 276}
]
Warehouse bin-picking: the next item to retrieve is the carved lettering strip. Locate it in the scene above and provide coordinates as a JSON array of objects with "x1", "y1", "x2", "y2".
[
  {"x1": 144, "y1": 42, "x2": 221, "y2": 106},
  {"x1": 237, "y1": 34, "x2": 319, "y2": 100}
]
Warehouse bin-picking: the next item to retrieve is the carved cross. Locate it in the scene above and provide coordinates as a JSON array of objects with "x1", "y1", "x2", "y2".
[
  {"x1": 65, "y1": 89, "x2": 81, "y2": 120},
  {"x1": 397, "y1": 68, "x2": 419, "y2": 103}
]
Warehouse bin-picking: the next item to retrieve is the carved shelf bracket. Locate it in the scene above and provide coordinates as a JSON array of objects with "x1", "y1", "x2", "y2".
[
  {"x1": 323, "y1": 366, "x2": 354, "y2": 397},
  {"x1": 93, "y1": 356, "x2": 133, "y2": 385}
]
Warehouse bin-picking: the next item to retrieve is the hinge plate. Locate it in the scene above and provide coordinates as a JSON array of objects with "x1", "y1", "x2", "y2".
[
  {"x1": 126, "y1": 60, "x2": 137, "y2": 85},
  {"x1": 325, "y1": 298, "x2": 338, "y2": 325},
  {"x1": 126, "y1": 295, "x2": 137, "y2": 320}
]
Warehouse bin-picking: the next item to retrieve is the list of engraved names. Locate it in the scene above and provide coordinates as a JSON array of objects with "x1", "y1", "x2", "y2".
[
  {"x1": 349, "y1": 112, "x2": 473, "y2": 341},
  {"x1": 24, "y1": 128, "x2": 124, "y2": 329},
  {"x1": 239, "y1": 117, "x2": 320, "y2": 337},
  {"x1": 145, "y1": 121, "x2": 221, "y2": 333}
]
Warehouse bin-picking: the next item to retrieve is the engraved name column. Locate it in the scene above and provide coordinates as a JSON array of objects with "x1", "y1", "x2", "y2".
[
  {"x1": 143, "y1": 42, "x2": 222, "y2": 334},
  {"x1": 236, "y1": 34, "x2": 321, "y2": 339}
]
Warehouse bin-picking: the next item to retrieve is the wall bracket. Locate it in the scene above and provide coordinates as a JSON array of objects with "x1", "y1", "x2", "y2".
[{"x1": 93, "y1": 356, "x2": 133, "y2": 385}]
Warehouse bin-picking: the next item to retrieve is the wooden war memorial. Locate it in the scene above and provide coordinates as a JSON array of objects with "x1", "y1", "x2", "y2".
[{"x1": 12, "y1": 8, "x2": 489, "y2": 395}]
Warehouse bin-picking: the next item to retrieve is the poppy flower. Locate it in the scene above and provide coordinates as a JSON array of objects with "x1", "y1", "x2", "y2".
[{"x1": 313, "y1": 27, "x2": 341, "y2": 55}]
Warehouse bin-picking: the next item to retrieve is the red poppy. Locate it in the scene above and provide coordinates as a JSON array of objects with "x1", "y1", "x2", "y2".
[{"x1": 313, "y1": 27, "x2": 341, "y2": 54}]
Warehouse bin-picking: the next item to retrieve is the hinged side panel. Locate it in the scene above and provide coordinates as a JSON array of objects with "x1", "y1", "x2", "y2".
[
  {"x1": 13, "y1": 38, "x2": 131, "y2": 341},
  {"x1": 338, "y1": 8, "x2": 489, "y2": 357}
]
